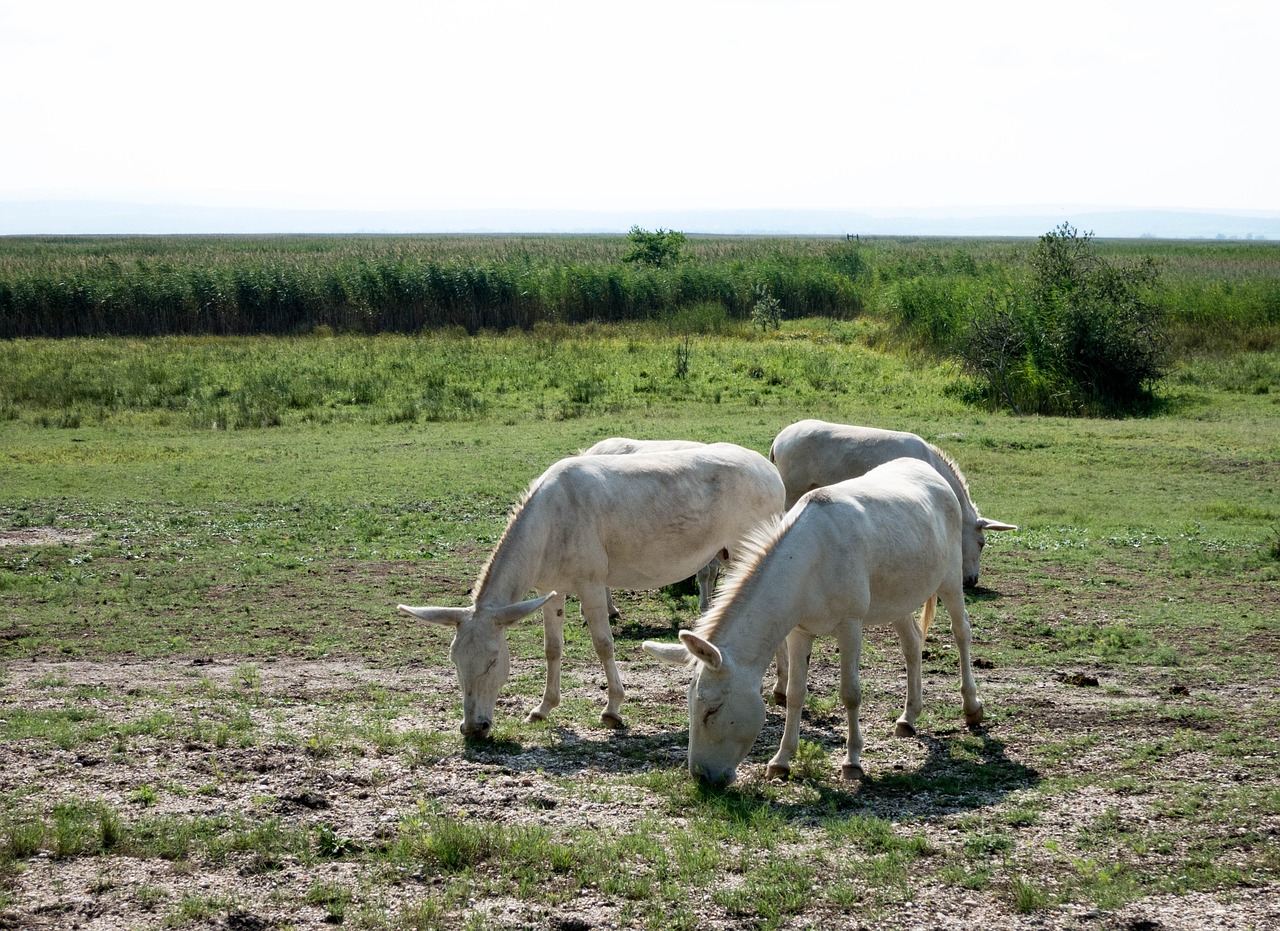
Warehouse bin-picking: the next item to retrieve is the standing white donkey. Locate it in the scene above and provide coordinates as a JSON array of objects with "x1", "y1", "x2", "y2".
[
  {"x1": 399, "y1": 443, "x2": 785, "y2": 738},
  {"x1": 644, "y1": 457, "x2": 985, "y2": 785}
]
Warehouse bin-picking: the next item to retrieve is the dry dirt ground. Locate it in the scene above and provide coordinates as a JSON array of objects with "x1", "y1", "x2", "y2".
[
  {"x1": 0, "y1": 530, "x2": 96, "y2": 549},
  {"x1": 3, "y1": 640, "x2": 1279, "y2": 931}
]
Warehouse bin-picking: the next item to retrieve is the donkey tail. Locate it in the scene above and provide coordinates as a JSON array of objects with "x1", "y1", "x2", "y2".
[{"x1": 919, "y1": 596, "x2": 937, "y2": 638}]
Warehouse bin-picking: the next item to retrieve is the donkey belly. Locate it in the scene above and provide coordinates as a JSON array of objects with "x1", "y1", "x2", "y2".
[{"x1": 605, "y1": 547, "x2": 720, "y2": 591}]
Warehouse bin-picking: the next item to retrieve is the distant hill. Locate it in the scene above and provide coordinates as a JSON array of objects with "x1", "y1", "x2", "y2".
[{"x1": 3, "y1": 200, "x2": 1278, "y2": 240}]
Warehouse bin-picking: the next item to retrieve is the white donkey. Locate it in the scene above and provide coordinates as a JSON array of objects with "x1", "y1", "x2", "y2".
[
  {"x1": 399, "y1": 443, "x2": 785, "y2": 738},
  {"x1": 579, "y1": 437, "x2": 719, "y2": 618},
  {"x1": 769, "y1": 420, "x2": 1016, "y2": 588},
  {"x1": 767, "y1": 420, "x2": 1015, "y2": 705},
  {"x1": 644, "y1": 457, "x2": 986, "y2": 786}
]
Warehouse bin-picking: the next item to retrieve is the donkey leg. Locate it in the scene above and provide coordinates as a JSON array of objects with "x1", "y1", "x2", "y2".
[
  {"x1": 767, "y1": 629, "x2": 813, "y2": 779},
  {"x1": 771, "y1": 643, "x2": 790, "y2": 706},
  {"x1": 893, "y1": 610, "x2": 925, "y2": 738},
  {"x1": 695, "y1": 555, "x2": 723, "y2": 614},
  {"x1": 838, "y1": 623, "x2": 866, "y2": 779},
  {"x1": 606, "y1": 589, "x2": 621, "y2": 621},
  {"x1": 581, "y1": 587, "x2": 627, "y2": 728},
  {"x1": 528, "y1": 592, "x2": 567, "y2": 722},
  {"x1": 940, "y1": 584, "x2": 984, "y2": 726}
]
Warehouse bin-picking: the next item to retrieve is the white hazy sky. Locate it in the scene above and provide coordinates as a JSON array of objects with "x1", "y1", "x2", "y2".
[{"x1": 2, "y1": 0, "x2": 1277, "y2": 215}]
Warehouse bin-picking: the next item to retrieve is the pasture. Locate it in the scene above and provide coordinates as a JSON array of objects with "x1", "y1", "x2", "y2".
[{"x1": 2, "y1": 319, "x2": 1280, "y2": 927}]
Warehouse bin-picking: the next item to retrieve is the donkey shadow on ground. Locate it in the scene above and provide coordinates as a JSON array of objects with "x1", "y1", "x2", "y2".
[
  {"x1": 680, "y1": 724, "x2": 1041, "y2": 822},
  {"x1": 464, "y1": 582, "x2": 1033, "y2": 816},
  {"x1": 836, "y1": 725, "x2": 1039, "y2": 816},
  {"x1": 462, "y1": 717, "x2": 1038, "y2": 824}
]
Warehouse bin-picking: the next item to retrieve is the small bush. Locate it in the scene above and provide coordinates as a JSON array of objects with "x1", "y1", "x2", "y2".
[
  {"x1": 1010, "y1": 876, "x2": 1051, "y2": 913},
  {"x1": 751, "y1": 284, "x2": 783, "y2": 331},
  {"x1": 3, "y1": 813, "x2": 45, "y2": 860},
  {"x1": 894, "y1": 276, "x2": 969, "y2": 347}
]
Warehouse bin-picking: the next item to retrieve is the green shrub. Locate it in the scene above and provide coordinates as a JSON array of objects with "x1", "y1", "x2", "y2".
[
  {"x1": 960, "y1": 224, "x2": 1169, "y2": 415},
  {"x1": 751, "y1": 284, "x2": 783, "y2": 331},
  {"x1": 621, "y1": 226, "x2": 687, "y2": 268}
]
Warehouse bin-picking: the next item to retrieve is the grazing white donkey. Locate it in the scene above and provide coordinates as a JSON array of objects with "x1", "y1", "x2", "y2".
[
  {"x1": 579, "y1": 437, "x2": 719, "y2": 617},
  {"x1": 769, "y1": 420, "x2": 1016, "y2": 588},
  {"x1": 399, "y1": 443, "x2": 785, "y2": 738},
  {"x1": 644, "y1": 457, "x2": 985, "y2": 786}
]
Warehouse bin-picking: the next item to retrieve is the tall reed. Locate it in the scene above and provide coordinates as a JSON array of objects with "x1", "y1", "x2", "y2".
[{"x1": 2, "y1": 235, "x2": 1277, "y2": 350}]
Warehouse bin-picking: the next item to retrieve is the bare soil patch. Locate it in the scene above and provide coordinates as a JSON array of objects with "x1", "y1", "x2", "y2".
[
  {"x1": 2, "y1": 646, "x2": 1278, "y2": 930},
  {"x1": 0, "y1": 527, "x2": 95, "y2": 548}
]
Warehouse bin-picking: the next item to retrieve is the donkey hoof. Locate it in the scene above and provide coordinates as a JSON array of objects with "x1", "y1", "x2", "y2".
[
  {"x1": 765, "y1": 763, "x2": 791, "y2": 780},
  {"x1": 600, "y1": 711, "x2": 625, "y2": 729},
  {"x1": 894, "y1": 720, "x2": 917, "y2": 738},
  {"x1": 964, "y1": 704, "x2": 985, "y2": 727},
  {"x1": 841, "y1": 763, "x2": 865, "y2": 781},
  {"x1": 526, "y1": 710, "x2": 548, "y2": 723}
]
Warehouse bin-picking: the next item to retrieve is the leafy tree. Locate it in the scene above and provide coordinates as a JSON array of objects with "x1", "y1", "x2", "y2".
[{"x1": 621, "y1": 226, "x2": 687, "y2": 268}]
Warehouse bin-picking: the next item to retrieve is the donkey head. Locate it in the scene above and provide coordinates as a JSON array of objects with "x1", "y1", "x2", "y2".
[
  {"x1": 398, "y1": 592, "x2": 554, "y2": 738},
  {"x1": 644, "y1": 631, "x2": 766, "y2": 786},
  {"x1": 963, "y1": 517, "x2": 1018, "y2": 588}
]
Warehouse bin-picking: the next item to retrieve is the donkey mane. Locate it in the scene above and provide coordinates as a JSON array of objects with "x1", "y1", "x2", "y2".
[
  {"x1": 472, "y1": 484, "x2": 536, "y2": 598},
  {"x1": 927, "y1": 442, "x2": 971, "y2": 498},
  {"x1": 693, "y1": 513, "x2": 788, "y2": 642}
]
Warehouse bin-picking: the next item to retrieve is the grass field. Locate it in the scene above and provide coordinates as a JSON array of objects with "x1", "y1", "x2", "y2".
[{"x1": 2, "y1": 314, "x2": 1280, "y2": 927}]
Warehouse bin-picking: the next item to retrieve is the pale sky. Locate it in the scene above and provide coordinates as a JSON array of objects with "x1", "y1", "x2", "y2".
[{"x1": 2, "y1": 0, "x2": 1277, "y2": 215}]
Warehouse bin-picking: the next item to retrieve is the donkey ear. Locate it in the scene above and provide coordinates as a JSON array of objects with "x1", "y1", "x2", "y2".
[
  {"x1": 678, "y1": 630, "x2": 724, "y2": 670},
  {"x1": 643, "y1": 640, "x2": 692, "y2": 667},
  {"x1": 492, "y1": 591, "x2": 557, "y2": 628},
  {"x1": 397, "y1": 604, "x2": 469, "y2": 628},
  {"x1": 978, "y1": 518, "x2": 1018, "y2": 532}
]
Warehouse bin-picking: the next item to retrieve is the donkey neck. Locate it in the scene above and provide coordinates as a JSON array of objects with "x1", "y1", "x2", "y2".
[
  {"x1": 702, "y1": 526, "x2": 814, "y2": 675},
  {"x1": 714, "y1": 600, "x2": 794, "y2": 677},
  {"x1": 472, "y1": 495, "x2": 550, "y2": 609}
]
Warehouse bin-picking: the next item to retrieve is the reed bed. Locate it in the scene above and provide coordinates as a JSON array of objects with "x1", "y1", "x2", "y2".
[
  {"x1": 1, "y1": 234, "x2": 1277, "y2": 349},
  {"x1": 0, "y1": 235, "x2": 869, "y2": 338}
]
